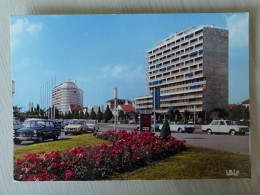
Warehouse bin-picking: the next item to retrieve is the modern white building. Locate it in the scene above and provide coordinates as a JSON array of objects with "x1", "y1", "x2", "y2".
[
  {"x1": 28, "y1": 102, "x2": 34, "y2": 112},
  {"x1": 52, "y1": 80, "x2": 84, "y2": 114},
  {"x1": 135, "y1": 25, "x2": 229, "y2": 113}
]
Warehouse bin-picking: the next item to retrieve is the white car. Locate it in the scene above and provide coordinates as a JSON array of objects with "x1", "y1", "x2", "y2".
[
  {"x1": 85, "y1": 120, "x2": 99, "y2": 131},
  {"x1": 159, "y1": 122, "x2": 194, "y2": 133},
  {"x1": 201, "y1": 120, "x2": 249, "y2": 135}
]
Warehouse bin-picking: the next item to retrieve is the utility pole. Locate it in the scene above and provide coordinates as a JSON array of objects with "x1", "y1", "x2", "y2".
[
  {"x1": 114, "y1": 88, "x2": 117, "y2": 131},
  {"x1": 194, "y1": 105, "x2": 196, "y2": 125}
]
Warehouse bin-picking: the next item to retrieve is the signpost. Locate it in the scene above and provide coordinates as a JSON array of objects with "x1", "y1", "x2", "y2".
[{"x1": 140, "y1": 114, "x2": 152, "y2": 131}]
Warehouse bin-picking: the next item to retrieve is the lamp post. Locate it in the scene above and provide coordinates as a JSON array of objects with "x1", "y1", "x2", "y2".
[
  {"x1": 194, "y1": 105, "x2": 196, "y2": 125},
  {"x1": 114, "y1": 88, "x2": 117, "y2": 131}
]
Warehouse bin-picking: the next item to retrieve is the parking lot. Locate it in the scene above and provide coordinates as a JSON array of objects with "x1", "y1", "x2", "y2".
[{"x1": 14, "y1": 123, "x2": 250, "y2": 154}]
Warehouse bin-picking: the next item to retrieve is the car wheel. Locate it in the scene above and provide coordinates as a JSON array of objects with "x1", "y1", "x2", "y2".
[
  {"x1": 14, "y1": 139, "x2": 21, "y2": 145},
  {"x1": 230, "y1": 130, "x2": 236, "y2": 136},
  {"x1": 207, "y1": 129, "x2": 212, "y2": 135},
  {"x1": 178, "y1": 128, "x2": 183, "y2": 133},
  {"x1": 53, "y1": 134, "x2": 58, "y2": 141}
]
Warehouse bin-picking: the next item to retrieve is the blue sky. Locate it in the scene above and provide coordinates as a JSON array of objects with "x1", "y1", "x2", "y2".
[{"x1": 11, "y1": 13, "x2": 249, "y2": 111}]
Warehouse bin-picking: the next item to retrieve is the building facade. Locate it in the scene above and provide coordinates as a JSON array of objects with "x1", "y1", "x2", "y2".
[
  {"x1": 87, "y1": 105, "x2": 104, "y2": 114},
  {"x1": 52, "y1": 80, "x2": 84, "y2": 114},
  {"x1": 28, "y1": 102, "x2": 34, "y2": 112},
  {"x1": 135, "y1": 25, "x2": 229, "y2": 113}
]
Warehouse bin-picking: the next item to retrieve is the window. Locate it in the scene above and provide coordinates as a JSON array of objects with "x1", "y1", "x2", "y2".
[
  {"x1": 211, "y1": 121, "x2": 219, "y2": 125},
  {"x1": 219, "y1": 121, "x2": 225, "y2": 125}
]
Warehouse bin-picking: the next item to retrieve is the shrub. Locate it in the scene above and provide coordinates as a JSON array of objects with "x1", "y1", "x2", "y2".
[{"x1": 160, "y1": 120, "x2": 171, "y2": 139}]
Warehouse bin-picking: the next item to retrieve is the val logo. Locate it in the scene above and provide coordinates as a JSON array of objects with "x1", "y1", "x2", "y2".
[{"x1": 226, "y1": 170, "x2": 239, "y2": 176}]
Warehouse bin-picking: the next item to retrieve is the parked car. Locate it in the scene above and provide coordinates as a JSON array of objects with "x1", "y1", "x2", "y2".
[
  {"x1": 64, "y1": 119, "x2": 89, "y2": 135},
  {"x1": 159, "y1": 121, "x2": 195, "y2": 133},
  {"x1": 128, "y1": 120, "x2": 135, "y2": 124},
  {"x1": 85, "y1": 120, "x2": 99, "y2": 131},
  {"x1": 13, "y1": 119, "x2": 61, "y2": 144},
  {"x1": 201, "y1": 120, "x2": 249, "y2": 135},
  {"x1": 13, "y1": 119, "x2": 23, "y2": 131},
  {"x1": 135, "y1": 124, "x2": 160, "y2": 131}
]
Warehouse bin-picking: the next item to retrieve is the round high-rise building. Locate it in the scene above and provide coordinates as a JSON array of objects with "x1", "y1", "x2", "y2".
[{"x1": 52, "y1": 80, "x2": 84, "y2": 114}]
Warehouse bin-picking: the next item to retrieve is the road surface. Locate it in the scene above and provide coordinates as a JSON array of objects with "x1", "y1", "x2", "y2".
[{"x1": 14, "y1": 123, "x2": 250, "y2": 154}]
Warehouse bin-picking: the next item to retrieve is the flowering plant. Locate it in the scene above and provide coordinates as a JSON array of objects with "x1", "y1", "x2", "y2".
[{"x1": 14, "y1": 130, "x2": 186, "y2": 181}]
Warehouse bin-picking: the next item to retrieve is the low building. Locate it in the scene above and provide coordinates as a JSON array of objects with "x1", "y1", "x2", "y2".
[
  {"x1": 87, "y1": 105, "x2": 104, "y2": 114},
  {"x1": 68, "y1": 104, "x2": 82, "y2": 113},
  {"x1": 242, "y1": 99, "x2": 250, "y2": 109}
]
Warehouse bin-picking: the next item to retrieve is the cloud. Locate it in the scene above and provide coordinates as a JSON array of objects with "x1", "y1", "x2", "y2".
[
  {"x1": 226, "y1": 13, "x2": 249, "y2": 47},
  {"x1": 11, "y1": 18, "x2": 43, "y2": 50},
  {"x1": 101, "y1": 64, "x2": 144, "y2": 80}
]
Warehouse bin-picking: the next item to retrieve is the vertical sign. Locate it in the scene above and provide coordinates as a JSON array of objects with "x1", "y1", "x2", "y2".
[
  {"x1": 140, "y1": 114, "x2": 152, "y2": 131},
  {"x1": 153, "y1": 87, "x2": 160, "y2": 108}
]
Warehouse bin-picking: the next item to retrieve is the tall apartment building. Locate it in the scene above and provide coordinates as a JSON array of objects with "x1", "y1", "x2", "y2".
[
  {"x1": 52, "y1": 80, "x2": 84, "y2": 114},
  {"x1": 135, "y1": 25, "x2": 228, "y2": 113},
  {"x1": 28, "y1": 102, "x2": 34, "y2": 112}
]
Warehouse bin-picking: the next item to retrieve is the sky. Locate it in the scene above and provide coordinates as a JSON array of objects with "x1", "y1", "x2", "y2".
[{"x1": 11, "y1": 13, "x2": 249, "y2": 111}]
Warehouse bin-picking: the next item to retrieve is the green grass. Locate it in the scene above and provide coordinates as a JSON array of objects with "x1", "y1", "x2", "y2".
[
  {"x1": 112, "y1": 145, "x2": 251, "y2": 180},
  {"x1": 14, "y1": 134, "x2": 111, "y2": 159},
  {"x1": 14, "y1": 137, "x2": 251, "y2": 180}
]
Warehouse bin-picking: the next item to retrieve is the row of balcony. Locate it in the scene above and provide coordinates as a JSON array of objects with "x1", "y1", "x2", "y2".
[
  {"x1": 147, "y1": 39, "x2": 203, "y2": 62},
  {"x1": 148, "y1": 55, "x2": 203, "y2": 73},
  {"x1": 147, "y1": 32, "x2": 203, "y2": 56}
]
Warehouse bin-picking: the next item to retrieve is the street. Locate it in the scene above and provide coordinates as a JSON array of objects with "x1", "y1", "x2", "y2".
[{"x1": 14, "y1": 123, "x2": 250, "y2": 154}]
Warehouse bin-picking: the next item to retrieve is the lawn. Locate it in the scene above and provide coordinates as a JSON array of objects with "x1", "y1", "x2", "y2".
[
  {"x1": 14, "y1": 135, "x2": 251, "y2": 180},
  {"x1": 112, "y1": 145, "x2": 251, "y2": 180},
  {"x1": 14, "y1": 134, "x2": 111, "y2": 159}
]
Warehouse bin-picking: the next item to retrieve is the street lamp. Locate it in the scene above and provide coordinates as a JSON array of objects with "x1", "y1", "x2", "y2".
[{"x1": 114, "y1": 88, "x2": 117, "y2": 130}]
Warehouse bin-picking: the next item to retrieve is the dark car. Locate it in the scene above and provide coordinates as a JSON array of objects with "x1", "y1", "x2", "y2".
[{"x1": 13, "y1": 119, "x2": 61, "y2": 145}]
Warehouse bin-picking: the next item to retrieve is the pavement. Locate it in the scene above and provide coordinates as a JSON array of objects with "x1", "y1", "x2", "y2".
[{"x1": 14, "y1": 123, "x2": 250, "y2": 154}]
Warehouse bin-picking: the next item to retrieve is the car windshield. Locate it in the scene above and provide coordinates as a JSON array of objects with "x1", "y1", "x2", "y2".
[
  {"x1": 86, "y1": 120, "x2": 97, "y2": 124},
  {"x1": 69, "y1": 121, "x2": 84, "y2": 125},
  {"x1": 23, "y1": 121, "x2": 46, "y2": 128}
]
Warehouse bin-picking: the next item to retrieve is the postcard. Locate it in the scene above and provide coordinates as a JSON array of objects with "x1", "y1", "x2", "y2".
[{"x1": 11, "y1": 13, "x2": 250, "y2": 181}]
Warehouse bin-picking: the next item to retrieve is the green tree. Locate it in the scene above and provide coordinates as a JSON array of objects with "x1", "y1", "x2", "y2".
[
  {"x1": 118, "y1": 110, "x2": 125, "y2": 120},
  {"x1": 68, "y1": 111, "x2": 72, "y2": 119},
  {"x1": 103, "y1": 105, "x2": 113, "y2": 122},
  {"x1": 168, "y1": 108, "x2": 175, "y2": 122},
  {"x1": 229, "y1": 105, "x2": 250, "y2": 126},
  {"x1": 184, "y1": 109, "x2": 190, "y2": 123},
  {"x1": 79, "y1": 109, "x2": 84, "y2": 119},
  {"x1": 84, "y1": 110, "x2": 89, "y2": 119},
  {"x1": 175, "y1": 109, "x2": 181, "y2": 121},
  {"x1": 134, "y1": 112, "x2": 139, "y2": 124},
  {"x1": 96, "y1": 107, "x2": 103, "y2": 122},
  {"x1": 90, "y1": 108, "x2": 97, "y2": 119},
  {"x1": 160, "y1": 120, "x2": 171, "y2": 139}
]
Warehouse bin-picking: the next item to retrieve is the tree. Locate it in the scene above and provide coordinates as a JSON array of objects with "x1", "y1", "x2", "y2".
[
  {"x1": 84, "y1": 110, "x2": 89, "y2": 119},
  {"x1": 168, "y1": 108, "x2": 176, "y2": 122},
  {"x1": 134, "y1": 112, "x2": 139, "y2": 124},
  {"x1": 96, "y1": 107, "x2": 103, "y2": 122},
  {"x1": 68, "y1": 111, "x2": 72, "y2": 119},
  {"x1": 160, "y1": 120, "x2": 171, "y2": 139},
  {"x1": 79, "y1": 109, "x2": 84, "y2": 119},
  {"x1": 118, "y1": 110, "x2": 125, "y2": 120},
  {"x1": 184, "y1": 109, "x2": 190, "y2": 123},
  {"x1": 229, "y1": 105, "x2": 250, "y2": 126},
  {"x1": 103, "y1": 105, "x2": 113, "y2": 122},
  {"x1": 175, "y1": 109, "x2": 181, "y2": 121},
  {"x1": 90, "y1": 108, "x2": 96, "y2": 119}
]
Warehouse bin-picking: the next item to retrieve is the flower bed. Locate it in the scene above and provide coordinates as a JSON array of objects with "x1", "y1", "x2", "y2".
[{"x1": 14, "y1": 130, "x2": 186, "y2": 181}]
